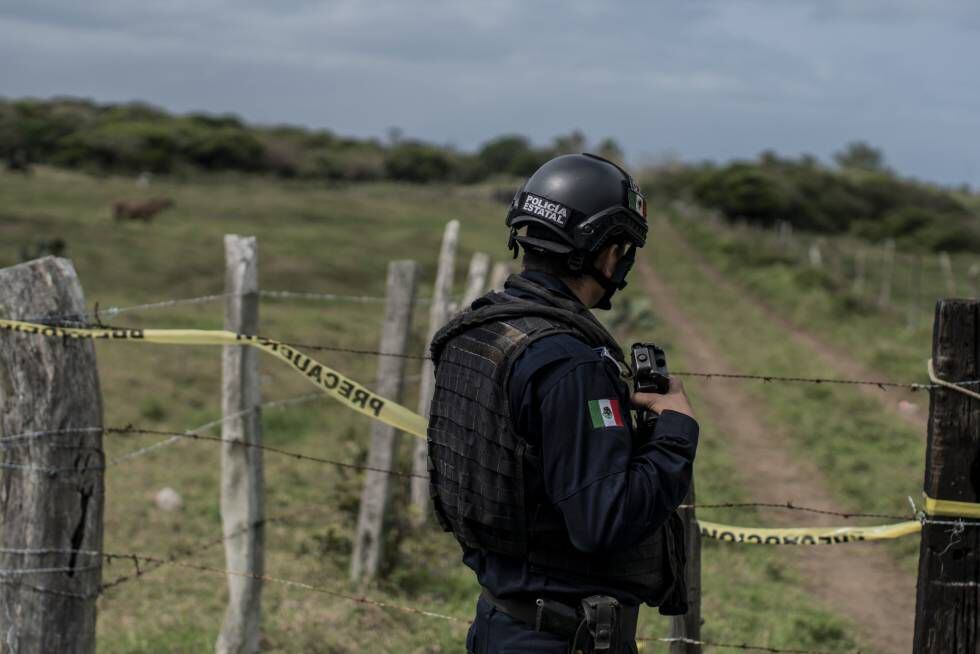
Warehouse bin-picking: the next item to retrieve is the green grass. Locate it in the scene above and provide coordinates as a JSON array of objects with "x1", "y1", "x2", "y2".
[
  {"x1": 646, "y1": 212, "x2": 926, "y2": 567},
  {"x1": 0, "y1": 167, "x2": 910, "y2": 652}
]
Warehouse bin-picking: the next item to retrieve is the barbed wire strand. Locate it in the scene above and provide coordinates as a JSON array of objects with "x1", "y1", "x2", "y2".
[
  {"x1": 0, "y1": 547, "x2": 101, "y2": 557},
  {"x1": 10, "y1": 312, "x2": 977, "y2": 391},
  {"x1": 680, "y1": 502, "x2": 910, "y2": 522},
  {"x1": 0, "y1": 564, "x2": 101, "y2": 576},
  {"x1": 647, "y1": 637, "x2": 857, "y2": 654},
  {"x1": 0, "y1": 424, "x2": 923, "y2": 524},
  {"x1": 18, "y1": 288, "x2": 431, "y2": 326},
  {"x1": 0, "y1": 577, "x2": 98, "y2": 600},
  {"x1": 105, "y1": 392, "x2": 328, "y2": 466},
  {"x1": 259, "y1": 290, "x2": 433, "y2": 304},
  {"x1": 20, "y1": 293, "x2": 233, "y2": 326},
  {"x1": 100, "y1": 552, "x2": 854, "y2": 654},
  {"x1": 105, "y1": 426, "x2": 425, "y2": 479},
  {"x1": 100, "y1": 505, "x2": 335, "y2": 592}
]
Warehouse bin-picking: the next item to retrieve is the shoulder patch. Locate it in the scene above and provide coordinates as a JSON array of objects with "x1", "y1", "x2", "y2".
[{"x1": 588, "y1": 398, "x2": 624, "y2": 429}]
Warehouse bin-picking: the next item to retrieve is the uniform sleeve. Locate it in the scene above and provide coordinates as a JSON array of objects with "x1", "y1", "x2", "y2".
[{"x1": 535, "y1": 359, "x2": 699, "y2": 553}]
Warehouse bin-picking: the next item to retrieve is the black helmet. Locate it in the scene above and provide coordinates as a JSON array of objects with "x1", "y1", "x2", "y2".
[{"x1": 506, "y1": 153, "x2": 648, "y2": 308}]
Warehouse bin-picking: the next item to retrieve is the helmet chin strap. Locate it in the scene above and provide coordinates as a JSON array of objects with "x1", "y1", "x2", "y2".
[{"x1": 585, "y1": 247, "x2": 636, "y2": 310}]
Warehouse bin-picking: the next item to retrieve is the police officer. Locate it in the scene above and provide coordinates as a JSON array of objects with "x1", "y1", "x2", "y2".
[{"x1": 427, "y1": 153, "x2": 699, "y2": 653}]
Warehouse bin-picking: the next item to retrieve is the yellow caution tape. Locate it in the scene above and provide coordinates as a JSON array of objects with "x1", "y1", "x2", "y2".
[
  {"x1": 698, "y1": 519, "x2": 921, "y2": 544},
  {"x1": 0, "y1": 318, "x2": 428, "y2": 439},
  {"x1": 0, "y1": 318, "x2": 936, "y2": 544},
  {"x1": 923, "y1": 493, "x2": 980, "y2": 520}
]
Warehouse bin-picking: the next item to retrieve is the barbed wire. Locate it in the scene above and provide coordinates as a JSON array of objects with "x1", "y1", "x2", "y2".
[
  {"x1": 105, "y1": 426, "x2": 425, "y2": 479},
  {"x1": 17, "y1": 287, "x2": 445, "y2": 327},
  {"x1": 12, "y1": 308, "x2": 978, "y2": 391},
  {"x1": 646, "y1": 637, "x2": 858, "y2": 654},
  {"x1": 0, "y1": 564, "x2": 101, "y2": 576},
  {"x1": 98, "y1": 551, "x2": 855, "y2": 653},
  {"x1": 0, "y1": 547, "x2": 101, "y2": 557},
  {"x1": 20, "y1": 293, "x2": 233, "y2": 326},
  {"x1": 260, "y1": 290, "x2": 433, "y2": 304},
  {"x1": 0, "y1": 425, "x2": 923, "y2": 525},
  {"x1": 0, "y1": 423, "x2": 423, "y2": 480},
  {"x1": 0, "y1": 577, "x2": 98, "y2": 600},
  {"x1": 106, "y1": 392, "x2": 329, "y2": 466},
  {"x1": 254, "y1": 341, "x2": 980, "y2": 391},
  {"x1": 681, "y1": 502, "x2": 911, "y2": 522},
  {"x1": 100, "y1": 504, "x2": 335, "y2": 592}
]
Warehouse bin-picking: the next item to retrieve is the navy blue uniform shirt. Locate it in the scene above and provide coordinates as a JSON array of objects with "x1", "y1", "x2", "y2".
[{"x1": 461, "y1": 270, "x2": 699, "y2": 607}]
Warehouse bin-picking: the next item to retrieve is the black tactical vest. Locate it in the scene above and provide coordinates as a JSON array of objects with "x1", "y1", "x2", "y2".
[{"x1": 427, "y1": 275, "x2": 686, "y2": 609}]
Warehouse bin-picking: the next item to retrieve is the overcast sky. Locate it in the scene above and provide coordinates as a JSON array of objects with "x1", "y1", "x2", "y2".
[{"x1": 2, "y1": 1, "x2": 978, "y2": 186}]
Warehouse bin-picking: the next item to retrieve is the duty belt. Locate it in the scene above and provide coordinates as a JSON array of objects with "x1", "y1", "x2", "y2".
[{"x1": 480, "y1": 588, "x2": 639, "y2": 653}]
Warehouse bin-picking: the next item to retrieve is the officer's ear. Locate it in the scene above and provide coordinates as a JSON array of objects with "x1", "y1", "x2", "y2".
[{"x1": 595, "y1": 242, "x2": 624, "y2": 278}]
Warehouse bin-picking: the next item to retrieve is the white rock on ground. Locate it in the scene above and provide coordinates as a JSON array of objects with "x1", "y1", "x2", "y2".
[{"x1": 154, "y1": 487, "x2": 183, "y2": 512}]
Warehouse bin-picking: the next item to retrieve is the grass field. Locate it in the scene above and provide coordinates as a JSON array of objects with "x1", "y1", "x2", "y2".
[{"x1": 0, "y1": 167, "x2": 940, "y2": 652}]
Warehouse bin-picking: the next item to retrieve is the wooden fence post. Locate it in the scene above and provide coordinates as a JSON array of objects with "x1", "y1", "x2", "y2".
[
  {"x1": 351, "y1": 260, "x2": 419, "y2": 582},
  {"x1": 0, "y1": 257, "x2": 103, "y2": 654},
  {"x1": 808, "y1": 241, "x2": 823, "y2": 268},
  {"x1": 489, "y1": 262, "x2": 511, "y2": 291},
  {"x1": 852, "y1": 249, "x2": 866, "y2": 296},
  {"x1": 410, "y1": 220, "x2": 459, "y2": 526},
  {"x1": 460, "y1": 252, "x2": 491, "y2": 308},
  {"x1": 669, "y1": 482, "x2": 702, "y2": 654},
  {"x1": 938, "y1": 252, "x2": 956, "y2": 297},
  {"x1": 877, "y1": 239, "x2": 895, "y2": 308},
  {"x1": 216, "y1": 235, "x2": 263, "y2": 654},
  {"x1": 913, "y1": 299, "x2": 979, "y2": 652}
]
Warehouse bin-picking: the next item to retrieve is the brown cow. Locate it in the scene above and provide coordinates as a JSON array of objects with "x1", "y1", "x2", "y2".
[{"x1": 113, "y1": 198, "x2": 175, "y2": 222}]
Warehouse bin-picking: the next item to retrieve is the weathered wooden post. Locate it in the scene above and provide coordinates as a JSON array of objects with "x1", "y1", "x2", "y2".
[
  {"x1": 410, "y1": 220, "x2": 459, "y2": 525},
  {"x1": 460, "y1": 252, "x2": 491, "y2": 308},
  {"x1": 216, "y1": 235, "x2": 263, "y2": 654},
  {"x1": 913, "y1": 299, "x2": 980, "y2": 652},
  {"x1": 489, "y1": 262, "x2": 511, "y2": 291},
  {"x1": 351, "y1": 260, "x2": 419, "y2": 582},
  {"x1": 877, "y1": 239, "x2": 896, "y2": 308},
  {"x1": 808, "y1": 241, "x2": 823, "y2": 268},
  {"x1": 0, "y1": 257, "x2": 103, "y2": 654},
  {"x1": 669, "y1": 481, "x2": 702, "y2": 654},
  {"x1": 852, "y1": 249, "x2": 866, "y2": 296},
  {"x1": 938, "y1": 252, "x2": 956, "y2": 297}
]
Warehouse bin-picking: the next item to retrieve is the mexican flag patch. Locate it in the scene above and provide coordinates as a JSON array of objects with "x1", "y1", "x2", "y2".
[{"x1": 588, "y1": 398, "x2": 624, "y2": 429}]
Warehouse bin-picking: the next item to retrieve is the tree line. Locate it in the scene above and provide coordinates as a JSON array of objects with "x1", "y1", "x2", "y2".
[
  {"x1": 0, "y1": 97, "x2": 620, "y2": 184},
  {"x1": 2, "y1": 97, "x2": 977, "y2": 252},
  {"x1": 643, "y1": 144, "x2": 979, "y2": 253}
]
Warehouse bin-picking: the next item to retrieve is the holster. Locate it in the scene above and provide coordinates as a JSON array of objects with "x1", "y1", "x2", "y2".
[{"x1": 579, "y1": 595, "x2": 621, "y2": 652}]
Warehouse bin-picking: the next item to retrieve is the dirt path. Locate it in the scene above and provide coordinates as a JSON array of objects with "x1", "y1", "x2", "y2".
[
  {"x1": 660, "y1": 220, "x2": 927, "y2": 433},
  {"x1": 637, "y1": 259, "x2": 915, "y2": 653}
]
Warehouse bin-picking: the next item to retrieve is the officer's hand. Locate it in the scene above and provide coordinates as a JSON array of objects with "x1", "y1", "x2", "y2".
[{"x1": 631, "y1": 377, "x2": 694, "y2": 419}]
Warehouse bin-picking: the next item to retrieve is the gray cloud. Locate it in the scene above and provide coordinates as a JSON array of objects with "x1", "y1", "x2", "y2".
[{"x1": 1, "y1": 0, "x2": 977, "y2": 185}]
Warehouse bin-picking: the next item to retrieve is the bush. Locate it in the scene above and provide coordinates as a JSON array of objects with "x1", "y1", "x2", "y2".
[
  {"x1": 646, "y1": 149, "x2": 980, "y2": 252},
  {"x1": 384, "y1": 142, "x2": 454, "y2": 183}
]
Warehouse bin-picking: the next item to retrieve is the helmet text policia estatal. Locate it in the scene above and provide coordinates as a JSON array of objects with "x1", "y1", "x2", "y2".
[{"x1": 506, "y1": 152, "x2": 648, "y2": 309}]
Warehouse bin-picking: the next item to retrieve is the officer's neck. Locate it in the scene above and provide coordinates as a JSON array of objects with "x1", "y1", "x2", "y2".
[{"x1": 561, "y1": 275, "x2": 605, "y2": 310}]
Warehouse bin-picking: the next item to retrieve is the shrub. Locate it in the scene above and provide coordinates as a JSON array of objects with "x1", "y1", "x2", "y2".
[{"x1": 384, "y1": 142, "x2": 454, "y2": 183}]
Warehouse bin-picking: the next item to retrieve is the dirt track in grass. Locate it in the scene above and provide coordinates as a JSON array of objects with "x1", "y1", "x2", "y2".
[
  {"x1": 661, "y1": 219, "x2": 927, "y2": 434},
  {"x1": 638, "y1": 257, "x2": 915, "y2": 653}
]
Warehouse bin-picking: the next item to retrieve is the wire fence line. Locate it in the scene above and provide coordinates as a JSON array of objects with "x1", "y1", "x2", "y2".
[
  {"x1": 99, "y1": 504, "x2": 337, "y2": 593},
  {"x1": 0, "y1": 420, "x2": 919, "y2": 524},
  {"x1": 9, "y1": 289, "x2": 973, "y2": 392},
  {"x1": 679, "y1": 502, "x2": 911, "y2": 522},
  {"x1": 18, "y1": 287, "x2": 445, "y2": 327},
  {"x1": 96, "y1": 551, "x2": 857, "y2": 654}
]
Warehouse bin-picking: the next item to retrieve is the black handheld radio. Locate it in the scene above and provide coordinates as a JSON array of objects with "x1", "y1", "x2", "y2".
[{"x1": 631, "y1": 342, "x2": 670, "y2": 430}]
